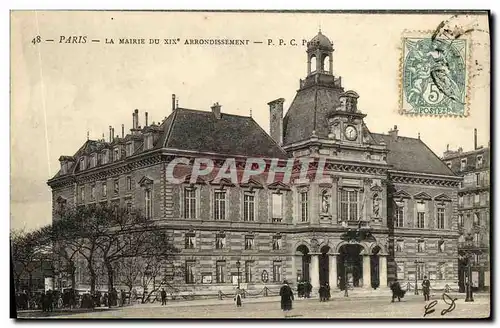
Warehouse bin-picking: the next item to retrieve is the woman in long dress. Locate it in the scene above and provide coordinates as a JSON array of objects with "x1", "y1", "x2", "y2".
[{"x1": 234, "y1": 287, "x2": 242, "y2": 307}]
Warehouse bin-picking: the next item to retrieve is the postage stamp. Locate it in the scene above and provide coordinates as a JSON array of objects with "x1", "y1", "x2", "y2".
[{"x1": 399, "y1": 35, "x2": 469, "y2": 117}]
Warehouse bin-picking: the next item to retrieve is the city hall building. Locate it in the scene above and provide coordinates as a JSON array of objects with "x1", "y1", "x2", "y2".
[{"x1": 48, "y1": 31, "x2": 462, "y2": 295}]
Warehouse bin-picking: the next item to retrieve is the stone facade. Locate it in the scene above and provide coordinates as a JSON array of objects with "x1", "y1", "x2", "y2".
[
  {"x1": 48, "y1": 31, "x2": 462, "y2": 295},
  {"x1": 442, "y1": 133, "x2": 490, "y2": 291}
]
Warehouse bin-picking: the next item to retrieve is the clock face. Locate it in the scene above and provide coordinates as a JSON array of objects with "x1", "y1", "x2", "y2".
[{"x1": 344, "y1": 125, "x2": 358, "y2": 141}]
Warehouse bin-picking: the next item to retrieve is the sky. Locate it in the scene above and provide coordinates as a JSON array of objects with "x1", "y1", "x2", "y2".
[{"x1": 10, "y1": 11, "x2": 490, "y2": 231}]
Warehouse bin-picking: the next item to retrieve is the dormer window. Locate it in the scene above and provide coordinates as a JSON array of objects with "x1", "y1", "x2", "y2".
[
  {"x1": 460, "y1": 158, "x2": 467, "y2": 171},
  {"x1": 127, "y1": 142, "x2": 134, "y2": 157},
  {"x1": 79, "y1": 158, "x2": 86, "y2": 171},
  {"x1": 60, "y1": 162, "x2": 67, "y2": 175},
  {"x1": 476, "y1": 155, "x2": 483, "y2": 168},
  {"x1": 102, "y1": 150, "x2": 109, "y2": 165},
  {"x1": 144, "y1": 134, "x2": 153, "y2": 150},
  {"x1": 114, "y1": 148, "x2": 120, "y2": 161},
  {"x1": 90, "y1": 154, "x2": 97, "y2": 168}
]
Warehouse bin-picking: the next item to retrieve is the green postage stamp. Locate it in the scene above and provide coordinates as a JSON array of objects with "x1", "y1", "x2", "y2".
[{"x1": 400, "y1": 35, "x2": 469, "y2": 117}]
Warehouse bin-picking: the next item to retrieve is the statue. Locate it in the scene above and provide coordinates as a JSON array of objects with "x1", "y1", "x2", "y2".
[
  {"x1": 372, "y1": 193, "x2": 381, "y2": 217},
  {"x1": 321, "y1": 191, "x2": 330, "y2": 214}
]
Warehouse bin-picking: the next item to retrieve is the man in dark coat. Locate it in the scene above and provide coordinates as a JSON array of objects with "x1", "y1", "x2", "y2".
[
  {"x1": 279, "y1": 280, "x2": 294, "y2": 312},
  {"x1": 160, "y1": 288, "x2": 167, "y2": 305},
  {"x1": 319, "y1": 284, "x2": 326, "y2": 302},
  {"x1": 325, "y1": 283, "x2": 331, "y2": 301},
  {"x1": 305, "y1": 281, "x2": 312, "y2": 298},
  {"x1": 422, "y1": 276, "x2": 431, "y2": 301}
]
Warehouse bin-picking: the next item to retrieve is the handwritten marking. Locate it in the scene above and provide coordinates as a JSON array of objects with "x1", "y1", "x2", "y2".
[
  {"x1": 424, "y1": 300, "x2": 437, "y2": 317},
  {"x1": 440, "y1": 293, "x2": 457, "y2": 316}
]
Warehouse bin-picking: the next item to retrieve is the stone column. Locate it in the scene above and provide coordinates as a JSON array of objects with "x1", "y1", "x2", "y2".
[
  {"x1": 329, "y1": 254, "x2": 338, "y2": 289},
  {"x1": 332, "y1": 177, "x2": 339, "y2": 224},
  {"x1": 309, "y1": 254, "x2": 320, "y2": 294},
  {"x1": 363, "y1": 255, "x2": 371, "y2": 288},
  {"x1": 380, "y1": 255, "x2": 388, "y2": 287}
]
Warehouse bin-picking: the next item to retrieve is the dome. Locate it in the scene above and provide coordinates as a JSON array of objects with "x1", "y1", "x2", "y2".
[{"x1": 307, "y1": 31, "x2": 333, "y2": 51}]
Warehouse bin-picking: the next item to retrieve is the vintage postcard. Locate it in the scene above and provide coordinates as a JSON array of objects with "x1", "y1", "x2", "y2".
[{"x1": 10, "y1": 10, "x2": 490, "y2": 319}]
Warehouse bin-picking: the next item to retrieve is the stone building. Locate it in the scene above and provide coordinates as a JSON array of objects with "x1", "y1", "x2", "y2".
[
  {"x1": 48, "y1": 31, "x2": 461, "y2": 295},
  {"x1": 442, "y1": 130, "x2": 490, "y2": 291}
]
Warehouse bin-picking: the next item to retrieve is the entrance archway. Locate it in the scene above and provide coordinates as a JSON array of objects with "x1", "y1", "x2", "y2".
[
  {"x1": 338, "y1": 244, "x2": 363, "y2": 288},
  {"x1": 296, "y1": 245, "x2": 310, "y2": 282},
  {"x1": 319, "y1": 245, "x2": 330, "y2": 285}
]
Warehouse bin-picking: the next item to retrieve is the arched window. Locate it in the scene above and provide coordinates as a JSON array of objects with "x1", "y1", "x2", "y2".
[
  {"x1": 322, "y1": 55, "x2": 329, "y2": 72},
  {"x1": 310, "y1": 55, "x2": 317, "y2": 73}
]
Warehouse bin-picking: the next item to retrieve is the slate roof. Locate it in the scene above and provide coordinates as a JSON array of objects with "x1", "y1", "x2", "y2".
[
  {"x1": 372, "y1": 133, "x2": 456, "y2": 176},
  {"x1": 161, "y1": 108, "x2": 287, "y2": 158}
]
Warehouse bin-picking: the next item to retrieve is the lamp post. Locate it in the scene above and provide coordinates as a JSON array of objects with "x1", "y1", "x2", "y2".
[
  {"x1": 236, "y1": 260, "x2": 241, "y2": 289},
  {"x1": 414, "y1": 259, "x2": 422, "y2": 295},
  {"x1": 463, "y1": 233, "x2": 478, "y2": 302}
]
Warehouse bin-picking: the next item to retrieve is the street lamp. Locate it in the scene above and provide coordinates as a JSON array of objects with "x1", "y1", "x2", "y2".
[
  {"x1": 414, "y1": 259, "x2": 423, "y2": 295},
  {"x1": 236, "y1": 260, "x2": 241, "y2": 289},
  {"x1": 462, "y1": 233, "x2": 479, "y2": 302}
]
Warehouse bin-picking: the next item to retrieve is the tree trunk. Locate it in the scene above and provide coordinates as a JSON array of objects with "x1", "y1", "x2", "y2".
[
  {"x1": 105, "y1": 261, "x2": 114, "y2": 293},
  {"x1": 88, "y1": 264, "x2": 97, "y2": 294},
  {"x1": 28, "y1": 272, "x2": 33, "y2": 293},
  {"x1": 69, "y1": 261, "x2": 76, "y2": 289}
]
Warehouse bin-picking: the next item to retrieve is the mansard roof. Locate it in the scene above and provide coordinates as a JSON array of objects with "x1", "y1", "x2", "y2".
[
  {"x1": 160, "y1": 108, "x2": 287, "y2": 159},
  {"x1": 372, "y1": 133, "x2": 456, "y2": 177}
]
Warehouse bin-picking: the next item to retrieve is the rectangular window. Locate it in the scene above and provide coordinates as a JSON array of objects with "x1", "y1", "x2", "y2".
[
  {"x1": 300, "y1": 191, "x2": 309, "y2": 222},
  {"x1": 79, "y1": 158, "x2": 85, "y2": 171},
  {"x1": 437, "y1": 207, "x2": 445, "y2": 229},
  {"x1": 102, "y1": 182, "x2": 107, "y2": 198},
  {"x1": 145, "y1": 189, "x2": 153, "y2": 219},
  {"x1": 417, "y1": 202, "x2": 425, "y2": 228},
  {"x1": 80, "y1": 186, "x2": 85, "y2": 202},
  {"x1": 417, "y1": 263, "x2": 426, "y2": 280},
  {"x1": 90, "y1": 184, "x2": 96, "y2": 201},
  {"x1": 243, "y1": 192, "x2": 255, "y2": 222},
  {"x1": 340, "y1": 189, "x2": 358, "y2": 221},
  {"x1": 91, "y1": 154, "x2": 97, "y2": 168},
  {"x1": 216, "y1": 261, "x2": 225, "y2": 283},
  {"x1": 114, "y1": 148, "x2": 120, "y2": 161},
  {"x1": 476, "y1": 155, "x2": 483, "y2": 168},
  {"x1": 185, "y1": 261, "x2": 195, "y2": 284},
  {"x1": 474, "y1": 233, "x2": 480, "y2": 247},
  {"x1": 244, "y1": 236, "x2": 254, "y2": 250},
  {"x1": 114, "y1": 179, "x2": 119, "y2": 195},
  {"x1": 395, "y1": 204, "x2": 404, "y2": 227},
  {"x1": 272, "y1": 235, "x2": 282, "y2": 250},
  {"x1": 215, "y1": 233, "x2": 226, "y2": 249},
  {"x1": 396, "y1": 262, "x2": 405, "y2": 280},
  {"x1": 396, "y1": 240, "x2": 404, "y2": 252},
  {"x1": 473, "y1": 212, "x2": 480, "y2": 226},
  {"x1": 474, "y1": 193, "x2": 480, "y2": 204},
  {"x1": 460, "y1": 158, "x2": 467, "y2": 171},
  {"x1": 185, "y1": 234, "x2": 196, "y2": 249},
  {"x1": 126, "y1": 176, "x2": 132, "y2": 191},
  {"x1": 458, "y1": 214, "x2": 464, "y2": 228},
  {"x1": 437, "y1": 262, "x2": 446, "y2": 280},
  {"x1": 214, "y1": 191, "x2": 226, "y2": 221},
  {"x1": 273, "y1": 261, "x2": 282, "y2": 282},
  {"x1": 245, "y1": 261, "x2": 253, "y2": 283},
  {"x1": 476, "y1": 173, "x2": 480, "y2": 187},
  {"x1": 102, "y1": 151, "x2": 108, "y2": 165},
  {"x1": 127, "y1": 143, "x2": 134, "y2": 157},
  {"x1": 272, "y1": 193, "x2": 283, "y2": 222},
  {"x1": 126, "y1": 202, "x2": 132, "y2": 214},
  {"x1": 184, "y1": 188, "x2": 196, "y2": 219},
  {"x1": 458, "y1": 195, "x2": 463, "y2": 206},
  {"x1": 417, "y1": 240, "x2": 425, "y2": 253}
]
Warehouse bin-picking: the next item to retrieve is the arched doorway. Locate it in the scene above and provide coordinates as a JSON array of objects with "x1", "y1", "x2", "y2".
[
  {"x1": 296, "y1": 245, "x2": 310, "y2": 282},
  {"x1": 319, "y1": 245, "x2": 330, "y2": 285},
  {"x1": 338, "y1": 244, "x2": 363, "y2": 288},
  {"x1": 371, "y1": 246, "x2": 381, "y2": 289}
]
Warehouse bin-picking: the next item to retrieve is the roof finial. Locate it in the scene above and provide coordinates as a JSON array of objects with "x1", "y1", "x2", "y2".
[
  {"x1": 319, "y1": 23, "x2": 321, "y2": 33},
  {"x1": 418, "y1": 132, "x2": 421, "y2": 139},
  {"x1": 87, "y1": 131, "x2": 89, "y2": 140},
  {"x1": 176, "y1": 99, "x2": 179, "y2": 109},
  {"x1": 250, "y1": 109, "x2": 252, "y2": 117}
]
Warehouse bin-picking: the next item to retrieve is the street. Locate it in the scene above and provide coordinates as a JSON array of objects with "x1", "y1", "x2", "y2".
[{"x1": 20, "y1": 293, "x2": 490, "y2": 319}]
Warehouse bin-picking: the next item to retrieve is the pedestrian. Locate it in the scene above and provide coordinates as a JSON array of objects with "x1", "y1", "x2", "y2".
[
  {"x1": 325, "y1": 282, "x2": 331, "y2": 301},
  {"x1": 390, "y1": 279, "x2": 403, "y2": 302},
  {"x1": 117, "y1": 289, "x2": 122, "y2": 307},
  {"x1": 319, "y1": 284, "x2": 326, "y2": 302},
  {"x1": 279, "y1": 280, "x2": 294, "y2": 315},
  {"x1": 121, "y1": 289, "x2": 126, "y2": 306},
  {"x1": 422, "y1": 275, "x2": 431, "y2": 301},
  {"x1": 305, "y1": 281, "x2": 312, "y2": 298},
  {"x1": 160, "y1": 288, "x2": 167, "y2": 305},
  {"x1": 234, "y1": 287, "x2": 243, "y2": 307},
  {"x1": 297, "y1": 281, "x2": 304, "y2": 298}
]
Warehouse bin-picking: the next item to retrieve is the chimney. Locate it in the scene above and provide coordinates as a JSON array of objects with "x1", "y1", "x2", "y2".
[
  {"x1": 172, "y1": 94, "x2": 176, "y2": 112},
  {"x1": 388, "y1": 125, "x2": 399, "y2": 141},
  {"x1": 268, "y1": 98, "x2": 285, "y2": 145},
  {"x1": 111, "y1": 127, "x2": 115, "y2": 141},
  {"x1": 211, "y1": 102, "x2": 222, "y2": 120},
  {"x1": 474, "y1": 128, "x2": 478, "y2": 150},
  {"x1": 109, "y1": 126, "x2": 112, "y2": 142},
  {"x1": 145, "y1": 112, "x2": 149, "y2": 126},
  {"x1": 121, "y1": 124, "x2": 124, "y2": 138}
]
